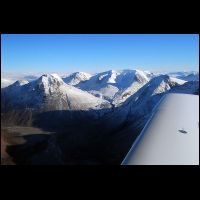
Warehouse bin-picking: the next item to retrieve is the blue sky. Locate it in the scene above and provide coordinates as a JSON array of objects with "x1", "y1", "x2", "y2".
[{"x1": 1, "y1": 34, "x2": 199, "y2": 73}]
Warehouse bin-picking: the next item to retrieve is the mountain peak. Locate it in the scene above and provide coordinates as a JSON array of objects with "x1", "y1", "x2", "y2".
[
  {"x1": 97, "y1": 70, "x2": 119, "y2": 84},
  {"x1": 38, "y1": 74, "x2": 64, "y2": 84},
  {"x1": 34, "y1": 74, "x2": 65, "y2": 95},
  {"x1": 63, "y1": 72, "x2": 91, "y2": 85},
  {"x1": 13, "y1": 80, "x2": 29, "y2": 86}
]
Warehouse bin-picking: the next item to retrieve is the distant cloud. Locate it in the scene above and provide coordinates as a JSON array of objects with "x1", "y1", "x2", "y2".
[
  {"x1": 1, "y1": 78, "x2": 15, "y2": 88},
  {"x1": 1, "y1": 71, "x2": 41, "y2": 88}
]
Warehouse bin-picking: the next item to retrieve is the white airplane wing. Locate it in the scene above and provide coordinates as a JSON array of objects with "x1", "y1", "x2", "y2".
[{"x1": 122, "y1": 93, "x2": 199, "y2": 165}]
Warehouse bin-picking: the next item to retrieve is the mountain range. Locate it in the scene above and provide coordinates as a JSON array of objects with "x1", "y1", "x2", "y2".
[{"x1": 1, "y1": 69, "x2": 199, "y2": 164}]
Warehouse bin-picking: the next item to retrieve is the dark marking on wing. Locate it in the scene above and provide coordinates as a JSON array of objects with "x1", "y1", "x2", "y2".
[{"x1": 178, "y1": 129, "x2": 188, "y2": 134}]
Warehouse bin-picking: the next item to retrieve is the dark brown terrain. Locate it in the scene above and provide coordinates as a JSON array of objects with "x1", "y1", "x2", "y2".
[
  {"x1": 1, "y1": 125, "x2": 52, "y2": 165},
  {"x1": 1, "y1": 109, "x2": 140, "y2": 165}
]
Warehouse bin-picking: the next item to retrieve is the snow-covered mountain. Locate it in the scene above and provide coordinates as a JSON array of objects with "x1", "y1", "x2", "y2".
[
  {"x1": 1, "y1": 74, "x2": 111, "y2": 112},
  {"x1": 111, "y1": 74, "x2": 199, "y2": 136},
  {"x1": 124, "y1": 75, "x2": 183, "y2": 115},
  {"x1": 75, "y1": 69, "x2": 151, "y2": 105},
  {"x1": 12, "y1": 80, "x2": 30, "y2": 86},
  {"x1": 62, "y1": 72, "x2": 92, "y2": 85},
  {"x1": 2, "y1": 70, "x2": 197, "y2": 112},
  {"x1": 170, "y1": 81, "x2": 199, "y2": 95},
  {"x1": 167, "y1": 71, "x2": 199, "y2": 81},
  {"x1": 178, "y1": 73, "x2": 199, "y2": 81},
  {"x1": 2, "y1": 70, "x2": 198, "y2": 123}
]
